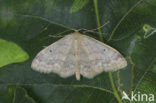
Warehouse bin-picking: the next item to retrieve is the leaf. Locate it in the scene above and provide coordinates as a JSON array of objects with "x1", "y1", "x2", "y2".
[
  {"x1": 0, "y1": 85, "x2": 15, "y2": 103},
  {"x1": 0, "y1": 86, "x2": 36, "y2": 103},
  {"x1": 152, "y1": 64, "x2": 156, "y2": 73},
  {"x1": 14, "y1": 87, "x2": 36, "y2": 103},
  {"x1": 24, "y1": 85, "x2": 116, "y2": 103},
  {"x1": 70, "y1": 0, "x2": 90, "y2": 13},
  {"x1": 143, "y1": 24, "x2": 156, "y2": 39},
  {"x1": 0, "y1": 0, "x2": 155, "y2": 103},
  {"x1": 134, "y1": 65, "x2": 156, "y2": 103},
  {"x1": 0, "y1": 39, "x2": 29, "y2": 68}
]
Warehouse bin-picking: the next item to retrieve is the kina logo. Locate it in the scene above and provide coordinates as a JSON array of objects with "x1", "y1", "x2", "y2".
[{"x1": 122, "y1": 91, "x2": 154, "y2": 102}]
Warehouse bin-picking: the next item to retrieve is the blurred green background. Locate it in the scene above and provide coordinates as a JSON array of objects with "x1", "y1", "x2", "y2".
[{"x1": 0, "y1": 0, "x2": 156, "y2": 103}]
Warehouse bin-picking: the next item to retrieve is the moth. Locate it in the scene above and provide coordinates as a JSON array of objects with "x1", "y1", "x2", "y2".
[{"x1": 31, "y1": 30, "x2": 127, "y2": 80}]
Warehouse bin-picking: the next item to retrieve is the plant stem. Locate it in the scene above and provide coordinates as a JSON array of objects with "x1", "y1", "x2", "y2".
[
  {"x1": 109, "y1": 72, "x2": 122, "y2": 103},
  {"x1": 93, "y1": 0, "x2": 103, "y2": 41},
  {"x1": 93, "y1": 0, "x2": 122, "y2": 103}
]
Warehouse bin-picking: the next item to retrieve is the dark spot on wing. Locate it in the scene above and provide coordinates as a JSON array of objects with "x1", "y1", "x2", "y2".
[{"x1": 49, "y1": 50, "x2": 52, "y2": 52}]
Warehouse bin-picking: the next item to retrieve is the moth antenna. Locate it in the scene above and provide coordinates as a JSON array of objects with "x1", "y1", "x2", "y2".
[
  {"x1": 82, "y1": 21, "x2": 110, "y2": 34},
  {"x1": 38, "y1": 29, "x2": 73, "y2": 42},
  {"x1": 84, "y1": 30, "x2": 108, "y2": 35},
  {"x1": 49, "y1": 29, "x2": 72, "y2": 38},
  {"x1": 48, "y1": 35, "x2": 63, "y2": 38}
]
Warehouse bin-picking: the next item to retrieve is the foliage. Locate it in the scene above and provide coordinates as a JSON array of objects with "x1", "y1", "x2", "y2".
[
  {"x1": 0, "y1": 39, "x2": 29, "y2": 68},
  {"x1": 0, "y1": 0, "x2": 155, "y2": 103}
]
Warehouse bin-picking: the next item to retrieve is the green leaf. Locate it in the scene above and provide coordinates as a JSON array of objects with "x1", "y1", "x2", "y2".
[
  {"x1": 0, "y1": 85, "x2": 15, "y2": 103},
  {"x1": 24, "y1": 85, "x2": 116, "y2": 103},
  {"x1": 0, "y1": 86, "x2": 35, "y2": 103},
  {"x1": 152, "y1": 65, "x2": 156, "y2": 73},
  {"x1": 143, "y1": 24, "x2": 156, "y2": 39},
  {"x1": 134, "y1": 67, "x2": 156, "y2": 103},
  {"x1": 0, "y1": 0, "x2": 155, "y2": 103},
  {"x1": 0, "y1": 39, "x2": 29, "y2": 68},
  {"x1": 70, "y1": 0, "x2": 90, "y2": 13},
  {"x1": 14, "y1": 87, "x2": 36, "y2": 103}
]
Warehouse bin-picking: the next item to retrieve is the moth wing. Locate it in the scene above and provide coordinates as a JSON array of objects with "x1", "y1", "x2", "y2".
[
  {"x1": 79, "y1": 34, "x2": 127, "y2": 79},
  {"x1": 31, "y1": 34, "x2": 76, "y2": 78}
]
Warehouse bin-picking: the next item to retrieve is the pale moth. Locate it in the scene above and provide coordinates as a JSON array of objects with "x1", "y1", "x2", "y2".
[{"x1": 31, "y1": 30, "x2": 127, "y2": 80}]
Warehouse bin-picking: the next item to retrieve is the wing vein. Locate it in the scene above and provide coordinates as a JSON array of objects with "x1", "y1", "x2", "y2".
[
  {"x1": 60, "y1": 36, "x2": 75, "y2": 72},
  {"x1": 80, "y1": 38, "x2": 96, "y2": 73}
]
